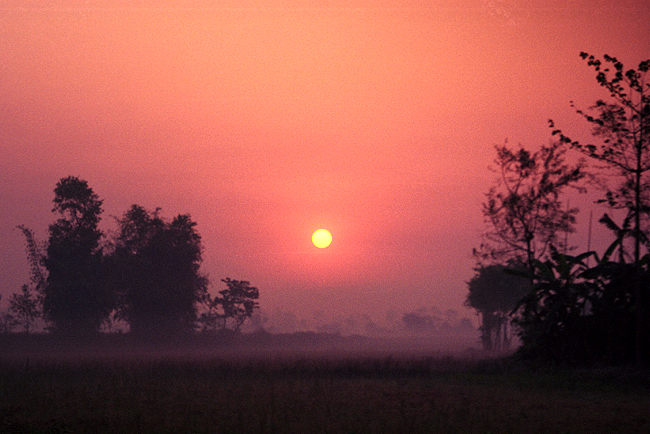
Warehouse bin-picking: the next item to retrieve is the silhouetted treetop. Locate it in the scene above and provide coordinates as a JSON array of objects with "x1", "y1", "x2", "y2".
[
  {"x1": 113, "y1": 204, "x2": 207, "y2": 336},
  {"x1": 43, "y1": 176, "x2": 112, "y2": 336},
  {"x1": 476, "y1": 140, "x2": 585, "y2": 270},
  {"x1": 52, "y1": 176, "x2": 103, "y2": 228}
]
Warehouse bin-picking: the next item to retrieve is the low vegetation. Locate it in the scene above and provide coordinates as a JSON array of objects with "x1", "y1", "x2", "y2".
[{"x1": 0, "y1": 349, "x2": 648, "y2": 434}]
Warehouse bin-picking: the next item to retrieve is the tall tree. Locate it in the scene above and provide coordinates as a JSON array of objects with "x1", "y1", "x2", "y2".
[
  {"x1": 113, "y1": 205, "x2": 207, "y2": 336},
  {"x1": 42, "y1": 176, "x2": 112, "y2": 335},
  {"x1": 550, "y1": 52, "x2": 650, "y2": 366},
  {"x1": 466, "y1": 263, "x2": 531, "y2": 351},
  {"x1": 475, "y1": 140, "x2": 585, "y2": 272}
]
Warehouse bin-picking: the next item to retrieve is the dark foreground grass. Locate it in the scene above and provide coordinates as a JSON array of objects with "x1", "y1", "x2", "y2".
[{"x1": 0, "y1": 354, "x2": 648, "y2": 434}]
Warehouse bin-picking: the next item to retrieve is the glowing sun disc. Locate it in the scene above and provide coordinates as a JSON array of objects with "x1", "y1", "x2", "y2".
[{"x1": 312, "y1": 229, "x2": 332, "y2": 248}]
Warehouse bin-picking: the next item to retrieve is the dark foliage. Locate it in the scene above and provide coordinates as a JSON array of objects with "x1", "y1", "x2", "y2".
[
  {"x1": 550, "y1": 52, "x2": 650, "y2": 366},
  {"x1": 466, "y1": 264, "x2": 530, "y2": 351},
  {"x1": 16, "y1": 225, "x2": 47, "y2": 297},
  {"x1": 112, "y1": 205, "x2": 208, "y2": 337},
  {"x1": 473, "y1": 139, "x2": 583, "y2": 355},
  {"x1": 476, "y1": 140, "x2": 584, "y2": 271},
  {"x1": 199, "y1": 278, "x2": 259, "y2": 332},
  {"x1": 514, "y1": 243, "x2": 649, "y2": 365},
  {"x1": 8, "y1": 285, "x2": 40, "y2": 334},
  {"x1": 42, "y1": 176, "x2": 113, "y2": 336},
  {"x1": 17, "y1": 178, "x2": 251, "y2": 339}
]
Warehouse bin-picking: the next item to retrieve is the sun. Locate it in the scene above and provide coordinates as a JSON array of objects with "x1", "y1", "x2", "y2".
[{"x1": 312, "y1": 229, "x2": 332, "y2": 248}]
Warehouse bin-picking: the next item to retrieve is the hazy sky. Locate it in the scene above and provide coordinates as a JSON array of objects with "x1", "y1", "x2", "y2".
[{"x1": 1, "y1": 0, "x2": 649, "y2": 327}]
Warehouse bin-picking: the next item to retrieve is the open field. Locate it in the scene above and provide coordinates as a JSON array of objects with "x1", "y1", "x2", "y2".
[{"x1": 0, "y1": 337, "x2": 648, "y2": 434}]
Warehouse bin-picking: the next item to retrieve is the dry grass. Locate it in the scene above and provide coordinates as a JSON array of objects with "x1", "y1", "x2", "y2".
[{"x1": 0, "y1": 353, "x2": 647, "y2": 434}]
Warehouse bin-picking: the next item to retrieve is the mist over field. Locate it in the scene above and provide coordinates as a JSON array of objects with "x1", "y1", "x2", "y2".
[
  {"x1": 1, "y1": 335, "x2": 648, "y2": 434},
  {"x1": 1, "y1": 320, "x2": 481, "y2": 364}
]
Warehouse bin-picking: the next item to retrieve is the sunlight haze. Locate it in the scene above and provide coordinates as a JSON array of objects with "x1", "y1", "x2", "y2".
[{"x1": 1, "y1": 0, "x2": 649, "y2": 332}]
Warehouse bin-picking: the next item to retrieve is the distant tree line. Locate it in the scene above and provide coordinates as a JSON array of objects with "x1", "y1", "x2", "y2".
[
  {"x1": 5, "y1": 177, "x2": 259, "y2": 338},
  {"x1": 468, "y1": 52, "x2": 650, "y2": 367},
  {"x1": 401, "y1": 308, "x2": 473, "y2": 334}
]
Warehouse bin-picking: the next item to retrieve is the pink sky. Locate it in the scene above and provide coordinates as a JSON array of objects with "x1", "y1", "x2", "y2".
[{"x1": 1, "y1": 0, "x2": 649, "y2": 329}]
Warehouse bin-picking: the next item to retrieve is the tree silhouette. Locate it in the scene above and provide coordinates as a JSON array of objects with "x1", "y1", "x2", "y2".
[
  {"x1": 9, "y1": 284, "x2": 41, "y2": 334},
  {"x1": 113, "y1": 205, "x2": 207, "y2": 337},
  {"x1": 475, "y1": 140, "x2": 585, "y2": 272},
  {"x1": 17, "y1": 225, "x2": 47, "y2": 299},
  {"x1": 402, "y1": 310, "x2": 439, "y2": 333},
  {"x1": 0, "y1": 295, "x2": 15, "y2": 334},
  {"x1": 550, "y1": 52, "x2": 650, "y2": 366},
  {"x1": 513, "y1": 248, "x2": 598, "y2": 362},
  {"x1": 513, "y1": 238, "x2": 643, "y2": 365},
  {"x1": 199, "y1": 278, "x2": 259, "y2": 333},
  {"x1": 597, "y1": 212, "x2": 643, "y2": 263},
  {"x1": 42, "y1": 177, "x2": 112, "y2": 336},
  {"x1": 466, "y1": 263, "x2": 530, "y2": 351}
]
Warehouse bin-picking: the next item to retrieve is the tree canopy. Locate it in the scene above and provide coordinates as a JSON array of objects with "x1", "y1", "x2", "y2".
[
  {"x1": 466, "y1": 263, "x2": 530, "y2": 351},
  {"x1": 14, "y1": 177, "x2": 261, "y2": 339},
  {"x1": 112, "y1": 205, "x2": 208, "y2": 337},
  {"x1": 550, "y1": 52, "x2": 650, "y2": 366},
  {"x1": 198, "y1": 278, "x2": 260, "y2": 333},
  {"x1": 472, "y1": 53, "x2": 650, "y2": 364},
  {"x1": 42, "y1": 176, "x2": 112, "y2": 336},
  {"x1": 476, "y1": 140, "x2": 585, "y2": 271}
]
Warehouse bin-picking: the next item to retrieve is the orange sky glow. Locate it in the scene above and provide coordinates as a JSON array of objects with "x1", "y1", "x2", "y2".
[{"x1": 1, "y1": 0, "x2": 649, "y2": 332}]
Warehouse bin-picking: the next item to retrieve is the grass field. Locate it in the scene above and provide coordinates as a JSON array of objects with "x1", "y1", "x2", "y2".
[{"x1": 0, "y1": 346, "x2": 648, "y2": 434}]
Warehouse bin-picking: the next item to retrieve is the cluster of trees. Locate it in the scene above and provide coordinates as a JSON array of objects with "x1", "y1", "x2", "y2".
[
  {"x1": 468, "y1": 52, "x2": 650, "y2": 366},
  {"x1": 6, "y1": 177, "x2": 259, "y2": 338},
  {"x1": 401, "y1": 308, "x2": 473, "y2": 334}
]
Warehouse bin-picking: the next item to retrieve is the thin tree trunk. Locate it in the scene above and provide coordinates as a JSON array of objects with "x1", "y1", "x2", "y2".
[{"x1": 634, "y1": 148, "x2": 646, "y2": 367}]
